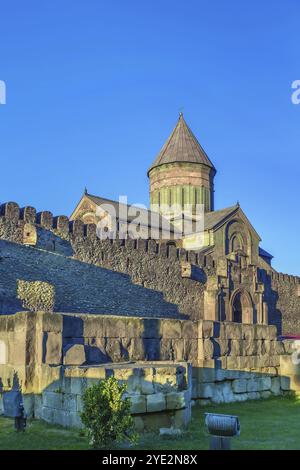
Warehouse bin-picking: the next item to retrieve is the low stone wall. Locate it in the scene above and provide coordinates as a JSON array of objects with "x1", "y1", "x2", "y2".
[{"x1": 32, "y1": 362, "x2": 192, "y2": 432}]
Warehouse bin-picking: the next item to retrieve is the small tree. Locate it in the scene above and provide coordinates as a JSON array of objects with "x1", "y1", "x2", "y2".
[{"x1": 80, "y1": 376, "x2": 138, "y2": 448}]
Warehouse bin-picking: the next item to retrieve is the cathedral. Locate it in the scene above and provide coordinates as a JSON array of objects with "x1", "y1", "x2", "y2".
[{"x1": 68, "y1": 113, "x2": 287, "y2": 328}]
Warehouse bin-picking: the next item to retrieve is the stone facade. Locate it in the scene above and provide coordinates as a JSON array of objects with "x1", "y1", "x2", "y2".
[
  {"x1": 0, "y1": 202, "x2": 299, "y2": 333},
  {"x1": 35, "y1": 363, "x2": 192, "y2": 432}
]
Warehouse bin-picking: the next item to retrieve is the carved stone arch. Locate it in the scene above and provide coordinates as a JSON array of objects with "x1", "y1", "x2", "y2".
[
  {"x1": 225, "y1": 218, "x2": 252, "y2": 259},
  {"x1": 230, "y1": 288, "x2": 254, "y2": 324},
  {"x1": 23, "y1": 223, "x2": 37, "y2": 246}
]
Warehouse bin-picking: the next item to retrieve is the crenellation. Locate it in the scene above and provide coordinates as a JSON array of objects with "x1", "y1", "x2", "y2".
[
  {"x1": 36, "y1": 210, "x2": 53, "y2": 229},
  {"x1": 53, "y1": 215, "x2": 69, "y2": 234},
  {"x1": 20, "y1": 206, "x2": 36, "y2": 224},
  {"x1": 0, "y1": 201, "x2": 20, "y2": 221}
]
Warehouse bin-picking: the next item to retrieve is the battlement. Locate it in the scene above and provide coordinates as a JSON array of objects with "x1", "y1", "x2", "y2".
[
  {"x1": 270, "y1": 271, "x2": 300, "y2": 285},
  {"x1": 0, "y1": 201, "x2": 216, "y2": 269}
]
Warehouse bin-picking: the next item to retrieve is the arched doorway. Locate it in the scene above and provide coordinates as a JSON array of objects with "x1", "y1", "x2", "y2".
[{"x1": 230, "y1": 289, "x2": 253, "y2": 324}]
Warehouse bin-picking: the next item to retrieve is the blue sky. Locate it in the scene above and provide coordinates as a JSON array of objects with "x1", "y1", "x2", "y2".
[{"x1": 0, "y1": 0, "x2": 299, "y2": 274}]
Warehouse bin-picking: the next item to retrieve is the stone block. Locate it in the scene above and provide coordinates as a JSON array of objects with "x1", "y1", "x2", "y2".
[
  {"x1": 233, "y1": 393, "x2": 248, "y2": 402},
  {"x1": 225, "y1": 323, "x2": 242, "y2": 339},
  {"x1": 248, "y1": 392, "x2": 260, "y2": 400},
  {"x1": 103, "y1": 317, "x2": 126, "y2": 338},
  {"x1": 125, "y1": 318, "x2": 143, "y2": 338},
  {"x1": 182, "y1": 321, "x2": 199, "y2": 339},
  {"x1": 146, "y1": 393, "x2": 166, "y2": 413},
  {"x1": 166, "y1": 392, "x2": 186, "y2": 410},
  {"x1": 41, "y1": 406, "x2": 54, "y2": 423},
  {"x1": 229, "y1": 339, "x2": 243, "y2": 356},
  {"x1": 45, "y1": 332, "x2": 62, "y2": 365},
  {"x1": 83, "y1": 317, "x2": 104, "y2": 337},
  {"x1": 198, "y1": 383, "x2": 214, "y2": 398},
  {"x1": 198, "y1": 339, "x2": 214, "y2": 360},
  {"x1": 260, "y1": 376, "x2": 272, "y2": 391},
  {"x1": 268, "y1": 326, "x2": 277, "y2": 340},
  {"x1": 201, "y1": 321, "x2": 214, "y2": 339},
  {"x1": 226, "y1": 356, "x2": 240, "y2": 370},
  {"x1": 161, "y1": 320, "x2": 182, "y2": 339},
  {"x1": 184, "y1": 339, "x2": 198, "y2": 363},
  {"x1": 255, "y1": 325, "x2": 269, "y2": 340},
  {"x1": 213, "y1": 382, "x2": 234, "y2": 404},
  {"x1": 247, "y1": 379, "x2": 260, "y2": 393},
  {"x1": 271, "y1": 377, "x2": 281, "y2": 395},
  {"x1": 42, "y1": 391, "x2": 63, "y2": 409},
  {"x1": 130, "y1": 395, "x2": 147, "y2": 414},
  {"x1": 172, "y1": 339, "x2": 184, "y2": 361},
  {"x1": 232, "y1": 379, "x2": 247, "y2": 394},
  {"x1": 242, "y1": 324, "x2": 255, "y2": 342},
  {"x1": 63, "y1": 393, "x2": 77, "y2": 412},
  {"x1": 63, "y1": 344, "x2": 86, "y2": 365},
  {"x1": 244, "y1": 338, "x2": 257, "y2": 356},
  {"x1": 153, "y1": 367, "x2": 177, "y2": 392},
  {"x1": 260, "y1": 391, "x2": 271, "y2": 399},
  {"x1": 195, "y1": 366, "x2": 215, "y2": 383},
  {"x1": 40, "y1": 312, "x2": 63, "y2": 333}
]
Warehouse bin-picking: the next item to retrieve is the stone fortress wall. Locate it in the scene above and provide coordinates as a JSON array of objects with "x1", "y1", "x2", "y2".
[
  {"x1": 0, "y1": 200, "x2": 300, "y2": 430},
  {"x1": 0, "y1": 201, "x2": 299, "y2": 332}
]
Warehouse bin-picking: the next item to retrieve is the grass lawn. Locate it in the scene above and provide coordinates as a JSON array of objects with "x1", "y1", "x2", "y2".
[{"x1": 1, "y1": 396, "x2": 300, "y2": 450}]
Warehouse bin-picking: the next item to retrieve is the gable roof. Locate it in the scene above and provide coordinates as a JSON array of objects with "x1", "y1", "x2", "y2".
[
  {"x1": 148, "y1": 114, "x2": 216, "y2": 175},
  {"x1": 204, "y1": 204, "x2": 240, "y2": 230},
  {"x1": 71, "y1": 192, "x2": 181, "y2": 234}
]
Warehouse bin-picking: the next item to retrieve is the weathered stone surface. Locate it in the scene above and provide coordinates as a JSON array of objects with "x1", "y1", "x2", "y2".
[
  {"x1": 225, "y1": 323, "x2": 242, "y2": 339},
  {"x1": 146, "y1": 393, "x2": 166, "y2": 413},
  {"x1": 247, "y1": 391, "x2": 260, "y2": 400},
  {"x1": 247, "y1": 379, "x2": 260, "y2": 393},
  {"x1": 45, "y1": 332, "x2": 62, "y2": 365},
  {"x1": 201, "y1": 321, "x2": 214, "y2": 339},
  {"x1": 198, "y1": 383, "x2": 214, "y2": 398},
  {"x1": 195, "y1": 366, "x2": 215, "y2": 383},
  {"x1": 271, "y1": 377, "x2": 281, "y2": 395},
  {"x1": 42, "y1": 391, "x2": 63, "y2": 409},
  {"x1": 166, "y1": 392, "x2": 186, "y2": 410},
  {"x1": 260, "y1": 376, "x2": 272, "y2": 391},
  {"x1": 260, "y1": 391, "x2": 271, "y2": 399},
  {"x1": 232, "y1": 379, "x2": 247, "y2": 393},
  {"x1": 198, "y1": 339, "x2": 214, "y2": 360},
  {"x1": 162, "y1": 320, "x2": 182, "y2": 339},
  {"x1": 130, "y1": 395, "x2": 147, "y2": 414},
  {"x1": 63, "y1": 344, "x2": 86, "y2": 365}
]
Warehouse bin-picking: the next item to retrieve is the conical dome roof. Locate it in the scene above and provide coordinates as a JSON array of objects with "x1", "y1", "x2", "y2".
[{"x1": 148, "y1": 114, "x2": 216, "y2": 175}]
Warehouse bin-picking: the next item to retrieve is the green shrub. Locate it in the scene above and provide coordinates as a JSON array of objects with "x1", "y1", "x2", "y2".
[{"x1": 80, "y1": 376, "x2": 138, "y2": 448}]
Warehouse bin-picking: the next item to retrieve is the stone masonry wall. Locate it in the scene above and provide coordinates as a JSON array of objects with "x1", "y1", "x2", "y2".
[
  {"x1": 0, "y1": 311, "x2": 292, "y2": 399},
  {"x1": 0, "y1": 239, "x2": 180, "y2": 318},
  {"x1": 1, "y1": 201, "x2": 299, "y2": 328},
  {"x1": 0, "y1": 201, "x2": 214, "y2": 320},
  {"x1": 34, "y1": 362, "x2": 192, "y2": 432}
]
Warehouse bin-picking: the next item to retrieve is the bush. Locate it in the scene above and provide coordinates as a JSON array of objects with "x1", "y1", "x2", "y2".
[{"x1": 80, "y1": 376, "x2": 138, "y2": 448}]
